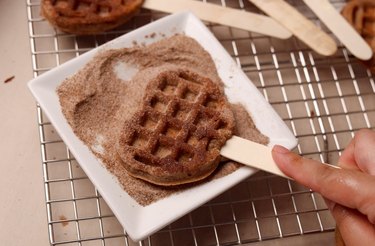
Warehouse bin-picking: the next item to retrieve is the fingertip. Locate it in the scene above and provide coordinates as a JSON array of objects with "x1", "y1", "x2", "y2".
[
  {"x1": 354, "y1": 128, "x2": 374, "y2": 140},
  {"x1": 271, "y1": 147, "x2": 327, "y2": 189},
  {"x1": 271, "y1": 145, "x2": 300, "y2": 177},
  {"x1": 353, "y1": 129, "x2": 375, "y2": 175},
  {"x1": 271, "y1": 145, "x2": 290, "y2": 169},
  {"x1": 271, "y1": 145, "x2": 300, "y2": 166},
  {"x1": 272, "y1": 144, "x2": 290, "y2": 154}
]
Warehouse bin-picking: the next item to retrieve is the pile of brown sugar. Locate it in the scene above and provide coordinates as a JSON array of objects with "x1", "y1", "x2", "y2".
[{"x1": 57, "y1": 34, "x2": 268, "y2": 206}]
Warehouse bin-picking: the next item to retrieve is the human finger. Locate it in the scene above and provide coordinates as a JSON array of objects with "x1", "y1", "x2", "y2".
[
  {"x1": 337, "y1": 138, "x2": 358, "y2": 170},
  {"x1": 272, "y1": 145, "x2": 375, "y2": 222},
  {"x1": 326, "y1": 199, "x2": 375, "y2": 246},
  {"x1": 350, "y1": 129, "x2": 375, "y2": 175}
]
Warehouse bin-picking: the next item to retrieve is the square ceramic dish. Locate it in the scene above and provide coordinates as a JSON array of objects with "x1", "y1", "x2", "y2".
[{"x1": 28, "y1": 12, "x2": 297, "y2": 241}]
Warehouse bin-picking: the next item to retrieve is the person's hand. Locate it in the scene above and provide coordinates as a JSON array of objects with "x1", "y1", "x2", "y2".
[{"x1": 271, "y1": 129, "x2": 375, "y2": 245}]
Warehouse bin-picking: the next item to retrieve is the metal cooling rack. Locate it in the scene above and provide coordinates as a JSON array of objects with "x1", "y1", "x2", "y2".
[{"x1": 26, "y1": 0, "x2": 375, "y2": 245}]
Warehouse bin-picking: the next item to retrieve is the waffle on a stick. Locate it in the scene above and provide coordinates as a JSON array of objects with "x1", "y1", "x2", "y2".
[{"x1": 117, "y1": 69, "x2": 235, "y2": 186}]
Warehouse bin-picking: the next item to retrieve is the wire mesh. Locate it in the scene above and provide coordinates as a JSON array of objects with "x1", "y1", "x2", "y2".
[{"x1": 26, "y1": 0, "x2": 375, "y2": 245}]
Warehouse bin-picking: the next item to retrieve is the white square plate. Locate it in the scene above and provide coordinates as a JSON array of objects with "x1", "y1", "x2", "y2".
[{"x1": 28, "y1": 12, "x2": 297, "y2": 241}]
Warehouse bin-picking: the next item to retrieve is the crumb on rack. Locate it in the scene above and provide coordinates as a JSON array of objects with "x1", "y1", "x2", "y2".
[
  {"x1": 59, "y1": 215, "x2": 69, "y2": 227},
  {"x1": 310, "y1": 110, "x2": 315, "y2": 119}
]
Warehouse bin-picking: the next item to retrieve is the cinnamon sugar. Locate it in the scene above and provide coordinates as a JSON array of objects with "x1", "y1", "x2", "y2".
[{"x1": 57, "y1": 34, "x2": 268, "y2": 206}]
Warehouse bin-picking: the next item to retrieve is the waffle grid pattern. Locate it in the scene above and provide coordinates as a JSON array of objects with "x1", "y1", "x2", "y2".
[
  {"x1": 50, "y1": 0, "x2": 129, "y2": 17},
  {"x1": 118, "y1": 70, "x2": 233, "y2": 185}
]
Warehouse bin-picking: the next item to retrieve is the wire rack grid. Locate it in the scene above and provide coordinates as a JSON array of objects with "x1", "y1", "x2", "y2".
[{"x1": 26, "y1": 0, "x2": 375, "y2": 245}]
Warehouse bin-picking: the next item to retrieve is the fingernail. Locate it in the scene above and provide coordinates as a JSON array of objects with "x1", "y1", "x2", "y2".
[{"x1": 272, "y1": 145, "x2": 290, "y2": 154}]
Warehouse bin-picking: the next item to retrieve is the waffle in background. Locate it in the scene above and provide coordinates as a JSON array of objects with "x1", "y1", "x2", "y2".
[
  {"x1": 41, "y1": 0, "x2": 144, "y2": 34},
  {"x1": 342, "y1": 0, "x2": 375, "y2": 73}
]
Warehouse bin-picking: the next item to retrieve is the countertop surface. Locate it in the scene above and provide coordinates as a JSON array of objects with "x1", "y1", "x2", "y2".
[
  {"x1": 0, "y1": 1, "x2": 339, "y2": 246},
  {"x1": 0, "y1": 0, "x2": 49, "y2": 245}
]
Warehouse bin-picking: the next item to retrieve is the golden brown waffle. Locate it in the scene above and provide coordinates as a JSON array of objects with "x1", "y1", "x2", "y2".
[
  {"x1": 342, "y1": 0, "x2": 375, "y2": 72},
  {"x1": 41, "y1": 0, "x2": 144, "y2": 35},
  {"x1": 117, "y1": 69, "x2": 235, "y2": 186}
]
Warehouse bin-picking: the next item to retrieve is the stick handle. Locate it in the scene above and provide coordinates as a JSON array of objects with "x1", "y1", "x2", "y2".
[
  {"x1": 143, "y1": 0, "x2": 292, "y2": 39},
  {"x1": 249, "y1": 0, "x2": 337, "y2": 56}
]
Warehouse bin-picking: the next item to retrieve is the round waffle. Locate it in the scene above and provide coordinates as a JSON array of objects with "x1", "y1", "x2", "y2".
[
  {"x1": 117, "y1": 69, "x2": 235, "y2": 186},
  {"x1": 342, "y1": 0, "x2": 375, "y2": 72},
  {"x1": 41, "y1": 0, "x2": 144, "y2": 35}
]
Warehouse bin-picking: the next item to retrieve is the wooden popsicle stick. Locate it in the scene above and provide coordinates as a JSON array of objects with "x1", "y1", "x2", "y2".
[
  {"x1": 220, "y1": 136, "x2": 340, "y2": 179},
  {"x1": 303, "y1": 0, "x2": 373, "y2": 60},
  {"x1": 142, "y1": 0, "x2": 292, "y2": 39},
  {"x1": 248, "y1": 0, "x2": 338, "y2": 56}
]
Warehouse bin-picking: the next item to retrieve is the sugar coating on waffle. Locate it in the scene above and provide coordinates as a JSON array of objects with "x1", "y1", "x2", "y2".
[
  {"x1": 41, "y1": 0, "x2": 144, "y2": 34},
  {"x1": 117, "y1": 69, "x2": 235, "y2": 186},
  {"x1": 342, "y1": 0, "x2": 375, "y2": 71}
]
